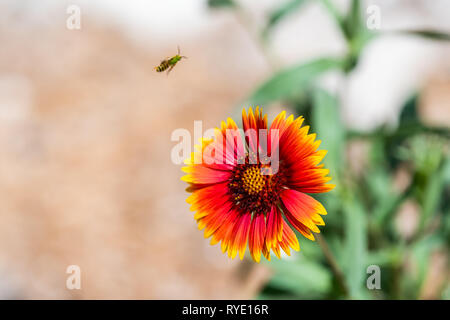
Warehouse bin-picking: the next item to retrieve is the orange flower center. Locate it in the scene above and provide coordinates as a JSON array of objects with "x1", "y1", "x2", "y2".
[{"x1": 242, "y1": 167, "x2": 266, "y2": 195}]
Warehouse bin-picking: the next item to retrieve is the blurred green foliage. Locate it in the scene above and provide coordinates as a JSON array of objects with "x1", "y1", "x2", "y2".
[
  {"x1": 262, "y1": 0, "x2": 309, "y2": 39},
  {"x1": 247, "y1": 58, "x2": 344, "y2": 106},
  {"x1": 207, "y1": 0, "x2": 236, "y2": 9},
  {"x1": 209, "y1": 0, "x2": 450, "y2": 299}
]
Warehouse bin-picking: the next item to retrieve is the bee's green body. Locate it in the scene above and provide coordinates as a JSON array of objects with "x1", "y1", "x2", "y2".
[{"x1": 155, "y1": 47, "x2": 187, "y2": 74}]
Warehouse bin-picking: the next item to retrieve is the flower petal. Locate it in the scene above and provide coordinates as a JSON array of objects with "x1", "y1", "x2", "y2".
[
  {"x1": 249, "y1": 214, "x2": 266, "y2": 263},
  {"x1": 265, "y1": 206, "x2": 283, "y2": 250},
  {"x1": 181, "y1": 165, "x2": 231, "y2": 184},
  {"x1": 228, "y1": 213, "x2": 252, "y2": 260},
  {"x1": 279, "y1": 219, "x2": 300, "y2": 255},
  {"x1": 209, "y1": 208, "x2": 239, "y2": 246},
  {"x1": 187, "y1": 182, "x2": 229, "y2": 217},
  {"x1": 281, "y1": 189, "x2": 327, "y2": 234},
  {"x1": 242, "y1": 107, "x2": 268, "y2": 157},
  {"x1": 199, "y1": 201, "x2": 234, "y2": 238}
]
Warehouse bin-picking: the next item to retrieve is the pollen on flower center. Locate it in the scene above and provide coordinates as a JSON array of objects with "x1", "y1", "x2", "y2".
[
  {"x1": 242, "y1": 166, "x2": 265, "y2": 195},
  {"x1": 229, "y1": 160, "x2": 286, "y2": 215}
]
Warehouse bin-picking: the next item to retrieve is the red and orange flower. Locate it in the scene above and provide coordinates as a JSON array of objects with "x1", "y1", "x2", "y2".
[{"x1": 182, "y1": 107, "x2": 335, "y2": 262}]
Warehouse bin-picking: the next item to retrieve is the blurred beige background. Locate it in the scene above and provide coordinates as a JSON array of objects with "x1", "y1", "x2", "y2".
[{"x1": 0, "y1": 0, "x2": 448, "y2": 299}]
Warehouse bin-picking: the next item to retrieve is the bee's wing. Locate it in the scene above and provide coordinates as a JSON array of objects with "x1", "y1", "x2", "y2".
[{"x1": 166, "y1": 64, "x2": 176, "y2": 76}]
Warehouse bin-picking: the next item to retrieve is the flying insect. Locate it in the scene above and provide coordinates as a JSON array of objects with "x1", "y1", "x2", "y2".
[{"x1": 154, "y1": 46, "x2": 187, "y2": 75}]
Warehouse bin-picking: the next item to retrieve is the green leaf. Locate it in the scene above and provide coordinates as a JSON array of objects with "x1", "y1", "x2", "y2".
[
  {"x1": 312, "y1": 88, "x2": 345, "y2": 179},
  {"x1": 365, "y1": 138, "x2": 403, "y2": 227},
  {"x1": 396, "y1": 29, "x2": 450, "y2": 41},
  {"x1": 419, "y1": 162, "x2": 446, "y2": 232},
  {"x1": 263, "y1": 0, "x2": 309, "y2": 37},
  {"x1": 321, "y1": 0, "x2": 377, "y2": 72},
  {"x1": 368, "y1": 169, "x2": 401, "y2": 227},
  {"x1": 207, "y1": 0, "x2": 235, "y2": 9},
  {"x1": 442, "y1": 157, "x2": 450, "y2": 185},
  {"x1": 399, "y1": 94, "x2": 420, "y2": 126},
  {"x1": 344, "y1": 0, "x2": 362, "y2": 40},
  {"x1": 320, "y1": 0, "x2": 344, "y2": 29},
  {"x1": 367, "y1": 247, "x2": 400, "y2": 267},
  {"x1": 341, "y1": 196, "x2": 368, "y2": 299},
  {"x1": 266, "y1": 258, "x2": 332, "y2": 297},
  {"x1": 443, "y1": 209, "x2": 450, "y2": 238},
  {"x1": 403, "y1": 235, "x2": 445, "y2": 298},
  {"x1": 385, "y1": 94, "x2": 422, "y2": 168},
  {"x1": 247, "y1": 57, "x2": 344, "y2": 106}
]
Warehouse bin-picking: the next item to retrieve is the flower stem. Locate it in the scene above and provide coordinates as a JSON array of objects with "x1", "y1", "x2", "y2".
[{"x1": 316, "y1": 233, "x2": 350, "y2": 298}]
